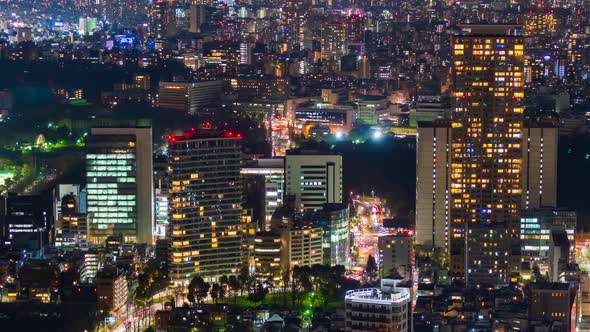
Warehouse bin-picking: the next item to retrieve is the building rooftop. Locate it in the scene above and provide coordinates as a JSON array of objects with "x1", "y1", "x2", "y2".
[
  {"x1": 345, "y1": 287, "x2": 411, "y2": 305},
  {"x1": 167, "y1": 129, "x2": 242, "y2": 143},
  {"x1": 529, "y1": 282, "x2": 572, "y2": 291},
  {"x1": 551, "y1": 230, "x2": 569, "y2": 246},
  {"x1": 458, "y1": 24, "x2": 521, "y2": 36}
]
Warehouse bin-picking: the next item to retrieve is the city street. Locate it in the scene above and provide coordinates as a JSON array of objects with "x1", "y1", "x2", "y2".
[
  {"x1": 351, "y1": 194, "x2": 387, "y2": 274},
  {"x1": 108, "y1": 287, "x2": 175, "y2": 332}
]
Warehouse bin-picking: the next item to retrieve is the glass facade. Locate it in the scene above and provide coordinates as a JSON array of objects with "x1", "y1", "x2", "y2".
[
  {"x1": 305, "y1": 203, "x2": 350, "y2": 266},
  {"x1": 520, "y1": 209, "x2": 576, "y2": 274},
  {"x1": 86, "y1": 135, "x2": 138, "y2": 243}
]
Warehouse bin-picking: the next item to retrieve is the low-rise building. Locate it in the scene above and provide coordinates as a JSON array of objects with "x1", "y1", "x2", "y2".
[
  {"x1": 378, "y1": 234, "x2": 413, "y2": 281},
  {"x1": 96, "y1": 267, "x2": 128, "y2": 312},
  {"x1": 529, "y1": 282, "x2": 576, "y2": 332},
  {"x1": 345, "y1": 279, "x2": 412, "y2": 332},
  {"x1": 284, "y1": 223, "x2": 323, "y2": 269},
  {"x1": 253, "y1": 231, "x2": 282, "y2": 281}
]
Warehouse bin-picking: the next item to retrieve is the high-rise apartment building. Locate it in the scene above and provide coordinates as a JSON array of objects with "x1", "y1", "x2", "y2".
[
  {"x1": 285, "y1": 151, "x2": 343, "y2": 211},
  {"x1": 280, "y1": 0, "x2": 311, "y2": 52},
  {"x1": 450, "y1": 25, "x2": 525, "y2": 285},
  {"x1": 346, "y1": 13, "x2": 364, "y2": 56},
  {"x1": 86, "y1": 127, "x2": 154, "y2": 244},
  {"x1": 416, "y1": 120, "x2": 558, "y2": 262},
  {"x1": 189, "y1": 1, "x2": 206, "y2": 33},
  {"x1": 167, "y1": 130, "x2": 242, "y2": 282},
  {"x1": 150, "y1": 0, "x2": 176, "y2": 39},
  {"x1": 524, "y1": 10, "x2": 557, "y2": 37},
  {"x1": 321, "y1": 20, "x2": 347, "y2": 73}
]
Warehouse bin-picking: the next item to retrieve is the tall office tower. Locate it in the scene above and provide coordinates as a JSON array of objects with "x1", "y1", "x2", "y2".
[
  {"x1": 450, "y1": 25, "x2": 525, "y2": 285},
  {"x1": 521, "y1": 122, "x2": 558, "y2": 209},
  {"x1": 281, "y1": 0, "x2": 311, "y2": 52},
  {"x1": 114, "y1": 0, "x2": 147, "y2": 27},
  {"x1": 167, "y1": 130, "x2": 242, "y2": 282},
  {"x1": 175, "y1": 5, "x2": 190, "y2": 31},
  {"x1": 241, "y1": 158, "x2": 284, "y2": 231},
  {"x1": 520, "y1": 208, "x2": 576, "y2": 277},
  {"x1": 150, "y1": 0, "x2": 176, "y2": 39},
  {"x1": 285, "y1": 151, "x2": 342, "y2": 211},
  {"x1": 346, "y1": 13, "x2": 364, "y2": 56},
  {"x1": 415, "y1": 120, "x2": 451, "y2": 253},
  {"x1": 189, "y1": 1, "x2": 206, "y2": 33},
  {"x1": 321, "y1": 20, "x2": 347, "y2": 73},
  {"x1": 86, "y1": 127, "x2": 154, "y2": 244}
]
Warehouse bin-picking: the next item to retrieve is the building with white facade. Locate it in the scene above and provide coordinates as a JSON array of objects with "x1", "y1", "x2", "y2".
[
  {"x1": 285, "y1": 151, "x2": 342, "y2": 211},
  {"x1": 345, "y1": 279, "x2": 412, "y2": 332},
  {"x1": 378, "y1": 234, "x2": 413, "y2": 281}
]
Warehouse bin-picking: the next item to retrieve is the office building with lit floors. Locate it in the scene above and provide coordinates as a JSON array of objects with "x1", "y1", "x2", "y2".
[
  {"x1": 449, "y1": 25, "x2": 525, "y2": 285},
  {"x1": 345, "y1": 279, "x2": 411, "y2": 332},
  {"x1": 86, "y1": 127, "x2": 154, "y2": 245},
  {"x1": 285, "y1": 150, "x2": 342, "y2": 212},
  {"x1": 167, "y1": 130, "x2": 242, "y2": 282}
]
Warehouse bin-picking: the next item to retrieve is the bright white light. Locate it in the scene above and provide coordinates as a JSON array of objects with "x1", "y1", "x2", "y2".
[
  {"x1": 335, "y1": 132, "x2": 343, "y2": 139},
  {"x1": 373, "y1": 131, "x2": 382, "y2": 140}
]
